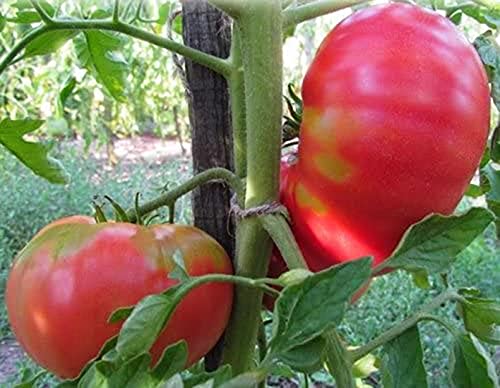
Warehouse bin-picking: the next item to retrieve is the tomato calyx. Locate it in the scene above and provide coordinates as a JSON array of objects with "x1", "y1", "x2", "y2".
[{"x1": 283, "y1": 83, "x2": 303, "y2": 145}]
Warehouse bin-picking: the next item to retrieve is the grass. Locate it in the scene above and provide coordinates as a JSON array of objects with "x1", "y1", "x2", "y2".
[{"x1": 0, "y1": 144, "x2": 499, "y2": 387}]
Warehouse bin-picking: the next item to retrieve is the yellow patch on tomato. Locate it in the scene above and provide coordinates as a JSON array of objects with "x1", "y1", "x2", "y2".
[
  {"x1": 302, "y1": 107, "x2": 335, "y2": 142},
  {"x1": 302, "y1": 107, "x2": 360, "y2": 148},
  {"x1": 295, "y1": 182, "x2": 328, "y2": 215},
  {"x1": 313, "y1": 153, "x2": 352, "y2": 182}
]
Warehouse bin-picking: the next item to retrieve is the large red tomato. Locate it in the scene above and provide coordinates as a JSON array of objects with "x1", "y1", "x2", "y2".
[
  {"x1": 6, "y1": 216, "x2": 233, "y2": 378},
  {"x1": 283, "y1": 3, "x2": 490, "y2": 272}
]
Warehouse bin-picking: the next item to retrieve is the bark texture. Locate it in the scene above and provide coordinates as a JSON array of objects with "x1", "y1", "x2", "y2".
[{"x1": 181, "y1": 0, "x2": 234, "y2": 371}]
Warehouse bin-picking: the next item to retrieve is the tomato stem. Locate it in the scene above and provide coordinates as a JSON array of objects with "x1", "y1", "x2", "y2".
[
  {"x1": 349, "y1": 289, "x2": 463, "y2": 362},
  {"x1": 324, "y1": 331, "x2": 356, "y2": 388},
  {"x1": 126, "y1": 167, "x2": 243, "y2": 222},
  {"x1": 282, "y1": 0, "x2": 367, "y2": 28},
  {"x1": 221, "y1": 0, "x2": 284, "y2": 374},
  {"x1": 0, "y1": 18, "x2": 232, "y2": 77},
  {"x1": 228, "y1": 24, "x2": 247, "y2": 179}
]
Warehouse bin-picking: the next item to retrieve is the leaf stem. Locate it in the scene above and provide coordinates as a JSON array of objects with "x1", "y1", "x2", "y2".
[
  {"x1": 419, "y1": 314, "x2": 463, "y2": 337},
  {"x1": 260, "y1": 213, "x2": 309, "y2": 270},
  {"x1": 324, "y1": 331, "x2": 356, "y2": 388},
  {"x1": 207, "y1": 0, "x2": 243, "y2": 18},
  {"x1": 282, "y1": 0, "x2": 366, "y2": 28},
  {"x1": 0, "y1": 19, "x2": 232, "y2": 78},
  {"x1": 29, "y1": 0, "x2": 54, "y2": 24},
  {"x1": 350, "y1": 289, "x2": 462, "y2": 361},
  {"x1": 126, "y1": 167, "x2": 242, "y2": 222},
  {"x1": 113, "y1": 0, "x2": 121, "y2": 22}
]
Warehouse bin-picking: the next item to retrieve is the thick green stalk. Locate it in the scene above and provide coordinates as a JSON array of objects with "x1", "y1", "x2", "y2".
[
  {"x1": 228, "y1": 24, "x2": 246, "y2": 179},
  {"x1": 222, "y1": 0, "x2": 283, "y2": 374}
]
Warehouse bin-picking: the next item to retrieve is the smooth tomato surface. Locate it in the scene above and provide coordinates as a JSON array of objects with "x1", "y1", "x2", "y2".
[
  {"x1": 6, "y1": 217, "x2": 233, "y2": 378},
  {"x1": 284, "y1": 3, "x2": 490, "y2": 271}
]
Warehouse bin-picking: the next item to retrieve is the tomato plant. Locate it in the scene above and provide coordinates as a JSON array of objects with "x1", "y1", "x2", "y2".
[
  {"x1": 6, "y1": 216, "x2": 233, "y2": 379},
  {"x1": 282, "y1": 3, "x2": 491, "y2": 272},
  {"x1": 1, "y1": 1, "x2": 499, "y2": 387}
]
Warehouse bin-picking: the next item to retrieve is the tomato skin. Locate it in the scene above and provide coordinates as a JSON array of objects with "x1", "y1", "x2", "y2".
[
  {"x1": 6, "y1": 217, "x2": 233, "y2": 379},
  {"x1": 285, "y1": 3, "x2": 490, "y2": 271}
]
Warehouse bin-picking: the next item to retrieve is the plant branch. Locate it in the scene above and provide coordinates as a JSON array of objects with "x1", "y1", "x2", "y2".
[
  {"x1": 228, "y1": 23, "x2": 246, "y2": 178},
  {"x1": 29, "y1": 0, "x2": 54, "y2": 24},
  {"x1": 113, "y1": 0, "x2": 121, "y2": 22},
  {"x1": 324, "y1": 331, "x2": 356, "y2": 388},
  {"x1": 0, "y1": 25, "x2": 49, "y2": 75},
  {"x1": 350, "y1": 289, "x2": 462, "y2": 361},
  {"x1": 127, "y1": 167, "x2": 242, "y2": 222},
  {"x1": 0, "y1": 19, "x2": 232, "y2": 78},
  {"x1": 419, "y1": 314, "x2": 463, "y2": 337},
  {"x1": 207, "y1": 0, "x2": 244, "y2": 18},
  {"x1": 282, "y1": 0, "x2": 366, "y2": 28},
  {"x1": 222, "y1": 0, "x2": 284, "y2": 374},
  {"x1": 260, "y1": 213, "x2": 309, "y2": 270}
]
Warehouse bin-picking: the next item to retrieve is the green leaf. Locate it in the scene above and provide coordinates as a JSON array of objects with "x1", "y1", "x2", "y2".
[
  {"x1": 380, "y1": 326, "x2": 428, "y2": 388},
  {"x1": 0, "y1": 12, "x2": 6, "y2": 32},
  {"x1": 169, "y1": 249, "x2": 190, "y2": 281},
  {"x1": 77, "y1": 360, "x2": 115, "y2": 388},
  {"x1": 0, "y1": 119, "x2": 68, "y2": 184},
  {"x1": 460, "y1": 297, "x2": 500, "y2": 345},
  {"x1": 115, "y1": 278, "x2": 198, "y2": 361},
  {"x1": 482, "y1": 163, "x2": 500, "y2": 237},
  {"x1": 151, "y1": 341, "x2": 188, "y2": 382},
  {"x1": 219, "y1": 371, "x2": 267, "y2": 388},
  {"x1": 115, "y1": 292, "x2": 176, "y2": 360},
  {"x1": 158, "y1": 3, "x2": 171, "y2": 25},
  {"x1": 278, "y1": 336, "x2": 325, "y2": 373},
  {"x1": 448, "y1": 11, "x2": 463, "y2": 25},
  {"x1": 450, "y1": 3, "x2": 500, "y2": 29},
  {"x1": 10, "y1": 0, "x2": 55, "y2": 23},
  {"x1": 107, "y1": 354, "x2": 154, "y2": 387},
  {"x1": 449, "y1": 333, "x2": 499, "y2": 388},
  {"x1": 165, "y1": 374, "x2": 184, "y2": 387},
  {"x1": 269, "y1": 257, "x2": 372, "y2": 355},
  {"x1": 75, "y1": 354, "x2": 158, "y2": 388},
  {"x1": 411, "y1": 268, "x2": 431, "y2": 289},
  {"x1": 74, "y1": 31, "x2": 128, "y2": 102},
  {"x1": 59, "y1": 75, "x2": 77, "y2": 113},
  {"x1": 108, "y1": 304, "x2": 134, "y2": 323},
  {"x1": 465, "y1": 183, "x2": 484, "y2": 198},
  {"x1": 104, "y1": 195, "x2": 129, "y2": 222},
  {"x1": 352, "y1": 352, "x2": 378, "y2": 379},
  {"x1": 14, "y1": 371, "x2": 47, "y2": 388},
  {"x1": 183, "y1": 365, "x2": 232, "y2": 388},
  {"x1": 24, "y1": 31, "x2": 78, "y2": 58},
  {"x1": 277, "y1": 269, "x2": 312, "y2": 287},
  {"x1": 378, "y1": 208, "x2": 494, "y2": 277},
  {"x1": 473, "y1": 31, "x2": 500, "y2": 111},
  {"x1": 12, "y1": 0, "x2": 54, "y2": 14},
  {"x1": 491, "y1": 124, "x2": 500, "y2": 163},
  {"x1": 172, "y1": 13, "x2": 183, "y2": 35},
  {"x1": 10, "y1": 10, "x2": 41, "y2": 24},
  {"x1": 267, "y1": 363, "x2": 295, "y2": 379}
]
